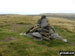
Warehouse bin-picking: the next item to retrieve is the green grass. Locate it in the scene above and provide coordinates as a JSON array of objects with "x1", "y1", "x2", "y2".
[
  {"x1": 0, "y1": 25, "x2": 75, "y2": 56},
  {"x1": 54, "y1": 26, "x2": 75, "y2": 42},
  {"x1": 0, "y1": 15, "x2": 75, "y2": 56}
]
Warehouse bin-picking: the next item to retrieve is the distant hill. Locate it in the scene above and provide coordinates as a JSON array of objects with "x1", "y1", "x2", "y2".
[
  {"x1": 0, "y1": 14, "x2": 20, "y2": 16},
  {"x1": 0, "y1": 13, "x2": 75, "y2": 20},
  {"x1": 40, "y1": 13, "x2": 75, "y2": 20}
]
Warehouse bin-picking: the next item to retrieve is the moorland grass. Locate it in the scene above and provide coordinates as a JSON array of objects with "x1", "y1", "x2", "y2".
[{"x1": 0, "y1": 15, "x2": 75, "y2": 56}]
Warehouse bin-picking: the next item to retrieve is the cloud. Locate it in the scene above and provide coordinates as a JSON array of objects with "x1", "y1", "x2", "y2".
[{"x1": 0, "y1": 0, "x2": 75, "y2": 14}]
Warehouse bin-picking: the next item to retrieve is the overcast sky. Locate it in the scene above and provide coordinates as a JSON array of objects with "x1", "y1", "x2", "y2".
[{"x1": 0, "y1": 0, "x2": 75, "y2": 14}]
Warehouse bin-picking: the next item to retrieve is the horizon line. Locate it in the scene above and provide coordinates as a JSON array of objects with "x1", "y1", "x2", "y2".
[{"x1": 0, "y1": 12, "x2": 75, "y2": 15}]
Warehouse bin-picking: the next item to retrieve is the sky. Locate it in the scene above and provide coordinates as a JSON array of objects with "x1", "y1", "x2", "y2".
[{"x1": 0, "y1": 0, "x2": 75, "y2": 14}]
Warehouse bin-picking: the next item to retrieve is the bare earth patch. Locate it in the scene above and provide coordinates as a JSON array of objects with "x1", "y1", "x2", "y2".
[{"x1": 2, "y1": 37, "x2": 17, "y2": 42}]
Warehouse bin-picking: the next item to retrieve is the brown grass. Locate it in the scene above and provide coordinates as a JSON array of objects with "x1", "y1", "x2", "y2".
[{"x1": 0, "y1": 15, "x2": 75, "y2": 32}]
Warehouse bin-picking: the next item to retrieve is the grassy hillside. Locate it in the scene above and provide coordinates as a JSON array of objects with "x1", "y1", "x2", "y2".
[
  {"x1": 0, "y1": 15, "x2": 75, "y2": 56},
  {"x1": 40, "y1": 13, "x2": 75, "y2": 20}
]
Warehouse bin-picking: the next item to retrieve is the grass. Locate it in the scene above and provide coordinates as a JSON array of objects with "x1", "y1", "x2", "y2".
[{"x1": 0, "y1": 15, "x2": 75, "y2": 56}]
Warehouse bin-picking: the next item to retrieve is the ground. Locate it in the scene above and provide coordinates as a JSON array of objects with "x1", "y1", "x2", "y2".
[{"x1": 0, "y1": 15, "x2": 75, "y2": 56}]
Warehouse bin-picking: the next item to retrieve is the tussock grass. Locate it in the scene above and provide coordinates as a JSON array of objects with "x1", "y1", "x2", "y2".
[{"x1": 0, "y1": 15, "x2": 75, "y2": 56}]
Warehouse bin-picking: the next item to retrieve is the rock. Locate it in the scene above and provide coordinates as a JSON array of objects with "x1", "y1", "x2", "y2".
[
  {"x1": 20, "y1": 33, "x2": 26, "y2": 36},
  {"x1": 2, "y1": 37, "x2": 17, "y2": 42}
]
